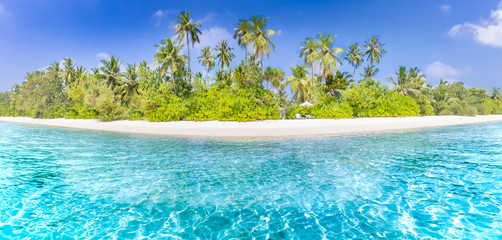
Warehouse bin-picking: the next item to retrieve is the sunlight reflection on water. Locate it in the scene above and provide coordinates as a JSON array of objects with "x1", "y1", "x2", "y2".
[{"x1": 0, "y1": 121, "x2": 501, "y2": 239}]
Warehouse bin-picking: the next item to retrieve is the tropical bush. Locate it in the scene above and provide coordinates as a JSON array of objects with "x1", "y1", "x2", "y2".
[
  {"x1": 290, "y1": 101, "x2": 353, "y2": 119},
  {"x1": 343, "y1": 82, "x2": 420, "y2": 117},
  {"x1": 186, "y1": 86, "x2": 280, "y2": 121}
]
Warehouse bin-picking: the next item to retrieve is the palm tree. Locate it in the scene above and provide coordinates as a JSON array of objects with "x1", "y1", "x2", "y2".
[
  {"x1": 360, "y1": 65, "x2": 379, "y2": 81},
  {"x1": 233, "y1": 19, "x2": 252, "y2": 62},
  {"x1": 198, "y1": 47, "x2": 216, "y2": 78},
  {"x1": 99, "y1": 56, "x2": 123, "y2": 91},
  {"x1": 173, "y1": 11, "x2": 201, "y2": 74},
  {"x1": 287, "y1": 65, "x2": 311, "y2": 105},
  {"x1": 63, "y1": 57, "x2": 76, "y2": 87},
  {"x1": 310, "y1": 33, "x2": 344, "y2": 79},
  {"x1": 121, "y1": 64, "x2": 139, "y2": 104},
  {"x1": 492, "y1": 87, "x2": 502, "y2": 101},
  {"x1": 90, "y1": 68, "x2": 99, "y2": 76},
  {"x1": 242, "y1": 15, "x2": 276, "y2": 70},
  {"x1": 387, "y1": 66, "x2": 426, "y2": 96},
  {"x1": 363, "y1": 35, "x2": 386, "y2": 65},
  {"x1": 154, "y1": 37, "x2": 186, "y2": 94},
  {"x1": 215, "y1": 40, "x2": 235, "y2": 71},
  {"x1": 74, "y1": 66, "x2": 86, "y2": 83},
  {"x1": 345, "y1": 43, "x2": 364, "y2": 78},
  {"x1": 299, "y1": 38, "x2": 318, "y2": 82},
  {"x1": 264, "y1": 67, "x2": 285, "y2": 90},
  {"x1": 48, "y1": 62, "x2": 62, "y2": 82},
  {"x1": 325, "y1": 71, "x2": 352, "y2": 97}
]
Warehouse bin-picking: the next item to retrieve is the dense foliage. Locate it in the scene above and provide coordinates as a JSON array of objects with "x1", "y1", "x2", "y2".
[{"x1": 1, "y1": 12, "x2": 501, "y2": 121}]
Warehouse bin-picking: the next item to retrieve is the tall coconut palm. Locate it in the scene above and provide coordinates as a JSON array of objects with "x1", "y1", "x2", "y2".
[
  {"x1": 233, "y1": 19, "x2": 252, "y2": 62},
  {"x1": 310, "y1": 33, "x2": 344, "y2": 79},
  {"x1": 121, "y1": 64, "x2": 139, "y2": 104},
  {"x1": 198, "y1": 47, "x2": 216, "y2": 78},
  {"x1": 215, "y1": 40, "x2": 235, "y2": 71},
  {"x1": 154, "y1": 37, "x2": 186, "y2": 94},
  {"x1": 99, "y1": 56, "x2": 123, "y2": 91},
  {"x1": 363, "y1": 35, "x2": 386, "y2": 65},
  {"x1": 242, "y1": 15, "x2": 276, "y2": 70},
  {"x1": 173, "y1": 11, "x2": 201, "y2": 74},
  {"x1": 299, "y1": 38, "x2": 318, "y2": 82},
  {"x1": 360, "y1": 65, "x2": 379, "y2": 81},
  {"x1": 63, "y1": 57, "x2": 76, "y2": 87},
  {"x1": 345, "y1": 43, "x2": 364, "y2": 78}
]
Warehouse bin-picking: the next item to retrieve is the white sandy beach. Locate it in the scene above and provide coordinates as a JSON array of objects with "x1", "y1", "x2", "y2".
[{"x1": 1, "y1": 115, "x2": 502, "y2": 138}]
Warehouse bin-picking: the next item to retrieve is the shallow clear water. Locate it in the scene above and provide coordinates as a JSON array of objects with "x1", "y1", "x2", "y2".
[{"x1": 0, "y1": 121, "x2": 501, "y2": 239}]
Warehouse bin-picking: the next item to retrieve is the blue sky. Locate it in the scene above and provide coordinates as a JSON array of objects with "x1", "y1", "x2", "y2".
[{"x1": 0, "y1": 0, "x2": 501, "y2": 92}]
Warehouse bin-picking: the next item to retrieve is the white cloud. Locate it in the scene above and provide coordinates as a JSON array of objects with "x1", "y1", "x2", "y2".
[
  {"x1": 96, "y1": 52, "x2": 111, "y2": 60},
  {"x1": 194, "y1": 27, "x2": 234, "y2": 49},
  {"x1": 0, "y1": 3, "x2": 11, "y2": 18},
  {"x1": 440, "y1": 5, "x2": 451, "y2": 13},
  {"x1": 448, "y1": 2, "x2": 502, "y2": 47},
  {"x1": 425, "y1": 61, "x2": 470, "y2": 82},
  {"x1": 276, "y1": 29, "x2": 283, "y2": 36},
  {"x1": 152, "y1": 9, "x2": 177, "y2": 27},
  {"x1": 195, "y1": 13, "x2": 217, "y2": 24},
  {"x1": 153, "y1": 10, "x2": 165, "y2": 18}
]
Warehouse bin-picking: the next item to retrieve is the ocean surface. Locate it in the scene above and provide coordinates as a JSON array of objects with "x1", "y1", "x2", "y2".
[{"x1": 0, "y1": 121, "x2": 501, "y2": 239}]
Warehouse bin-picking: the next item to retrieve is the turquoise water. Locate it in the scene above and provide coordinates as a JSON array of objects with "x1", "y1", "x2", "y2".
[{"x1": 0, "y1": 122, "x2": 501, "y2": 239}]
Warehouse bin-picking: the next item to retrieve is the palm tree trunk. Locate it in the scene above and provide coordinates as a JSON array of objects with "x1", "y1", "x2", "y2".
[
  {"x1": 311, "y1": 63, "x2": 314, "y2": 85},
  {"x1": 245, "y1": 46, "x2": 248, "y2": 64},
  {"x1": 172, "y1": 72, "x2": 177, "y2": 95},
  {"x1": 186, "y1": 32, "x2": 190, "y2": 74},
  {"x1": 282, "y1": 97, "x2": 295, "y2": 120},
  {"x1": 205, "y1": 69, "x2": 208, "y2": 85},
  {"x1": 353, "y1": 66, "x2": 356, "y2": 81},
  {"x1": 261, "y1": 56, "x2": 264, "y2": 73}
]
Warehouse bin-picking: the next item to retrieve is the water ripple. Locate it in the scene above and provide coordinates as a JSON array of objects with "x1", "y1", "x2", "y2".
[{"x1": 0, "y1": 122, "x2": 502, "y2": 239}]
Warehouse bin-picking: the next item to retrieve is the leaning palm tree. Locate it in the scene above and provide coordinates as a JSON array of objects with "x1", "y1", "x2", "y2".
[
  {"x1": 173, "y1": 11, "x2": 201, "y2": 74},
  {"x1": 363, "y1": 35, "x2": 386, "y2": 65},
  {"x1": 99, "y1": 56, "x2": 123, "y2": 91},
  {"x1": 345, "y1": 43, "x2": 364, "y2": 78},
  {"x1": 233, "y1": 19, "x2": 252, "y2": 61},
  {"x1": 198, "y1": 47, "x2": 216, "y2": 78},
  {"x1": 309, "y1": 33, "x2": 344, "y2": 79},
  {"x1": 215, "y1": 40, "x2": 235, "y2": 71},
  {"x1": 154, "y1": 37, "x2": 186, "y2": 94},
  {"x1": 121, "y1": 64, "x2": 139, "y2": 104},
  {"x1": 63, "y1": 57, "x2": 76, "y2": 87},
  {"x1": 242, "y1": 15, "x2": 276, "y2": 70},
  {"x1": 299, "y1": 38, "x2": 318, "y2": 82}
]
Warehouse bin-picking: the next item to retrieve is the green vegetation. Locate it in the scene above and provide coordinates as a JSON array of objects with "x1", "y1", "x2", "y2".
[{"x1": 1, "y1": 12, "x2": 501, "y2": 121}]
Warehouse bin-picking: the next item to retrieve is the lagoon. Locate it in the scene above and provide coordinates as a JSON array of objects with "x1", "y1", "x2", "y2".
[{"x1": 1, "y1": 121, "x2": 501, "y2": 239}]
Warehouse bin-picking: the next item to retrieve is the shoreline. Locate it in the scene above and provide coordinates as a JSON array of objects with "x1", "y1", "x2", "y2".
[{"x1": 1, "y1": 115, "x2": 502, "y2": 139}]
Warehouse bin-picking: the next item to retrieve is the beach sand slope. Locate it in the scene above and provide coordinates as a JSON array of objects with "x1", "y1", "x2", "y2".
[{"x1": 1, "y1": 115, "x2": 502, "y2": 138}]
